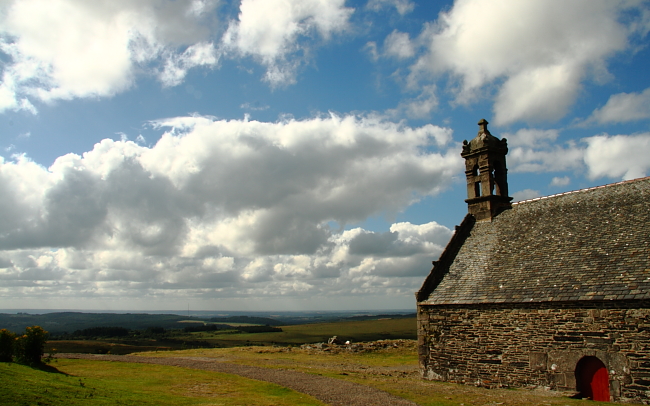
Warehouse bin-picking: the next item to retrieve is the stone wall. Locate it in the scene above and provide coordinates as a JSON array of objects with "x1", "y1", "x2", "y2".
[{"x1": 417, "y1": 300, "x2": 650, "y2": 403}]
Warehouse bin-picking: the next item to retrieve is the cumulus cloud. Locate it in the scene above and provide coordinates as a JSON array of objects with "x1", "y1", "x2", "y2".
[
  {"x1": 550, "y1": 176, "x2": 570, "y2": 187},
  {"x1": 504, "y1": 128, "x2": 583, "y2": 173},
  {"x1": 501, "y1": 127, "x2": 650, "y2": 181},
  {"x1": 585, "y1": 87, "x2": 650, "y2": 124},
  {"x1": 221, "y1": 0, "x2": 353, "y2": 86},
  {"x1": 0, "y1": 115, "x2": 460, "y2": 305},
  {"x1": 0, "y1": 0, "x2": 220, "y2": 112},
  {"x1": 408, "y1": 0, "x2": 647, "y2": 125},
  {"x1": 584, "y1": 133, "x2": 650, "y2": 180},
  {"x1": 383, "y1": 30, "x2": 415, "y2": 60}
]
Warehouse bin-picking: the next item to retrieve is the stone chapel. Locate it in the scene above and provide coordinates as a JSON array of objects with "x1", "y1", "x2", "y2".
[{"x1": 416, "y1": 119, "x2": 650, "y2": 403}]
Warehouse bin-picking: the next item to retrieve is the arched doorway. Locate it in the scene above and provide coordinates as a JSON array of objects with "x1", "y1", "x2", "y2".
[{"x1": 575, "y1": 356, "x2": 610, "y2": 401}]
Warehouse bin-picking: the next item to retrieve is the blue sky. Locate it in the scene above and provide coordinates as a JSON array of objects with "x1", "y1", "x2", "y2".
[{"x1": 1, "y1": 0, "x2": 649, "y2": 312}]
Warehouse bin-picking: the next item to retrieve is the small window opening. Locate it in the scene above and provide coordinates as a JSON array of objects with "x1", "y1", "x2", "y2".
[{"x1": 474, "y1": 181, "x2": 482, "y2": 197}]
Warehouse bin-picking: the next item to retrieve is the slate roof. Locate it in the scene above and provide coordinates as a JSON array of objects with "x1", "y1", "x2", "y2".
[{"x1": 419, "y1": 177, "x2": 650, "y2": 305}]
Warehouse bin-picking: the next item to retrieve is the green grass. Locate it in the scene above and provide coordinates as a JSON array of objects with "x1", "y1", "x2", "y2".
[
  {"x1": 0, "y1": 360, "x2": 325, "y2": 406},
  {"x1": 139, "y1": 343, "x2": 615, "y2": 406}
]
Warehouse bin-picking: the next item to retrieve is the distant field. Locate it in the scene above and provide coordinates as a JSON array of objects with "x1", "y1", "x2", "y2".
[
  {"x1": 190, "y1": 317, "x2": 417, "y2": 346},
  {"x1": 45, "y1": 317, "x2": 417, "y2": 354},
  {"x1": 0, "y1": 310, "x2": 416, "y2": 334}
]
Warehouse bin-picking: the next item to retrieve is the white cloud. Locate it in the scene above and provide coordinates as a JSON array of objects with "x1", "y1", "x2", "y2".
[
  {"x1": 512, "y1": 189, "x2": 541, "y2": 202},
  {"x1": 409, "y1": 0, "x2": 646, "y2": 125},
  {"x1": 383, "y1": 30, "x2": 415, "y2": 60},
  {"x1": 221, "y1": 0, "x2": 353, "y2": 86},
  {"x1": 586, "y1": 87, "x2": 650, "y2": 124},
  {"x1": 504, "y1": 128, "x2": 560, "y2": 148},
  {"x1": 364, "y1": 41, "x2": 379, "y2": 62},
  {"x1": 502, "y1": 127, "x2": 650, "y2": 181},
  {"x1": 0, "y1": 115, "x2": 460, "y2": 306},
  {"x1": 0, "y1": 0, "x2": 220, "y2": 112},
  {"x1": 583, "y1": 133, "x2": 650, "y2": 180},
  {"x1": 159, "y1": 42, "x2": 219, "y2": 87},
  {"x1": 387, "y1": 85, "x2": 438, "y2": 119},
  {"x1": 240, "y1": 102, "x2": 270, "y2": 111},
  {"x1": 550, "y1": 176, "x2": 570, "y2": 187},
  {"x1": 493, "y1": 64, "x2": 582, "y2": 125},
  {"x1": 366, "y1": 0, "x2": 415, "y2": 16},
  {"x1": 503, "y1": 128, "x2": 583, "y2": 173}
]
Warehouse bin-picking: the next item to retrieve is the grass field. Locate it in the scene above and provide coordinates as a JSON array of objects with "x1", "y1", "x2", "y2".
[
  {"x1": 137, "y1": 342, "x2": 613, "y2": 406},
  {"x1": 0, "y1": 360, "x2": 325, "y2": 406},
  {"x1": 3, "y1": 341, "x2": 615, "y2": 406},
  {"x1": 9, "y1": 317, "x2": 616, "y2": 405}
]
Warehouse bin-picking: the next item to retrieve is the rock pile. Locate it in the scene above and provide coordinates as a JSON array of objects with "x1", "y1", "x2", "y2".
[{"x1": 300, "y1": 339, "x2": 415, "y2": 353}]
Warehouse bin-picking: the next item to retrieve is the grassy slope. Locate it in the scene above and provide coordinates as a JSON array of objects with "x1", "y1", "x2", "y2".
[{"x1": 0, "y1": 360, "x2": 325, "y2": 406}]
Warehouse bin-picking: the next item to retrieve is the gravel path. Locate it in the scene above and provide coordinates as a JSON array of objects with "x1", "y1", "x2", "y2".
[{"x1": 56, "y1": 353, "x2": 420, "y2": 406}]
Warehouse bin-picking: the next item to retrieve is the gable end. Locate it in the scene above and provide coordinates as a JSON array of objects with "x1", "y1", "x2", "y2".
[{"x1": 416, "y1": 213, "x2": 475, "y2": 302}]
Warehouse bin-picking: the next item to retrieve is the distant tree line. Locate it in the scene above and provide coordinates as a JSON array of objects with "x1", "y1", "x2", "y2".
[
  {"x1": 208, "y1": 316, "x2": 285, "y2": 326},
  {"x1": 183, "y1": 324, "x2": 230, "y2": 332},
  {"x1": 236, "y1": 325, "x2": 282, "y2": 333},
  {"x1": 51, "y1": 326, "x2": 169, "y2": 340},
  {"x1": 74, "y1": 326, "x2": 130, "y2": 337},
  {"x1": 48, "y1": 323, "x2": 282, "y2": 339}
]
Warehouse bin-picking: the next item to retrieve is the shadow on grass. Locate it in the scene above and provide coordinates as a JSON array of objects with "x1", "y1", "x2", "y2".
[{"x1": 31, "y1": 362, "x2": 70, "y2": 375}]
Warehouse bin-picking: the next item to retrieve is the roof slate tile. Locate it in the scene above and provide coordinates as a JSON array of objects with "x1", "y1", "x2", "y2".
[{"x1": 421, "y1": 177, "x2": 650, "y2": 305}]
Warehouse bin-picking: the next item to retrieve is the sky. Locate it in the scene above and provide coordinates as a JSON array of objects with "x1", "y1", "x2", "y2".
[{"x1": 1, "y1": 0, "x2": 649, "y2": 312}]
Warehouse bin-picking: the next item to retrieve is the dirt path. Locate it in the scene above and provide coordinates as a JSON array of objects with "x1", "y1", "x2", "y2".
[{"x1": 56, "y1": 353, "x2": 420, "y2": 406}]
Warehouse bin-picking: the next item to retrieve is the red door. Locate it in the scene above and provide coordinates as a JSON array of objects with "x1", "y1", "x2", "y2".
[{"x1": 576, "y1": 356, "x2": 610, "y2": 401}]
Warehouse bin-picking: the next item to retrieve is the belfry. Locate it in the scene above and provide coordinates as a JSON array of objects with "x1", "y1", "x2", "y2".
[{"x1": 461, "y1": 118, "x2": 512, "y2": 221}]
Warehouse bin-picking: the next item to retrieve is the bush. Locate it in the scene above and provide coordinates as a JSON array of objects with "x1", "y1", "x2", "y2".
[
  {"x1": 14, "y1": 326, "x2": 49, "y2": 366},
  {"x1": 0, "y1": 329, "x2": 16, "y2": 362}
]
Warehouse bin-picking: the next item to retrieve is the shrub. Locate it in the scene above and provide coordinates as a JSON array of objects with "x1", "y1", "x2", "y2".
[
  {"x1": 0, "y1": 329, "x2": 16, "y2": 362},
  {"x1": 14, "y1": 326, "x2": 49, "y2": 366}
]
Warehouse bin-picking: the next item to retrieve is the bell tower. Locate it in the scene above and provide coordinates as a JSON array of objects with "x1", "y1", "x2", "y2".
[{"x1": 461, "y1": 119, "x2": 512, "y2": 221}]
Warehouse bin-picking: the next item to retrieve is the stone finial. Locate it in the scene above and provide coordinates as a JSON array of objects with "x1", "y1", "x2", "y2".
[{"x1": 478, "y1": 118, "x2": 489, "y2": 132}]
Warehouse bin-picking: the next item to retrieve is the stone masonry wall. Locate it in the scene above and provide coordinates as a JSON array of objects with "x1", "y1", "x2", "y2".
[{"x1": 418, "y1": 300, "x2": 650, "y2": 404}]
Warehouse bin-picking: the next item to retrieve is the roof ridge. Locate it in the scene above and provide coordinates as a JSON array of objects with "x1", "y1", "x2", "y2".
[{"x1": 513, "y1": 176, "x2": 650, "y2": 206}]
